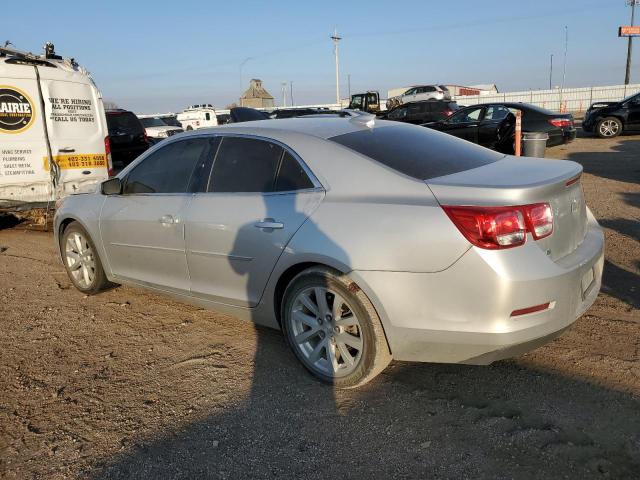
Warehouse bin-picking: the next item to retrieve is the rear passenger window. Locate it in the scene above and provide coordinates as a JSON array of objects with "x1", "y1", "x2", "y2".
[
  {"x1": 124, "y1": 138, "x2": 212, "y2": 194},
  {"x1": 275, "y1": 152, "x2": 314, "y2": 191},
  {"x1": 209, "y1": 137, "x2": 283, "y2": 193}
]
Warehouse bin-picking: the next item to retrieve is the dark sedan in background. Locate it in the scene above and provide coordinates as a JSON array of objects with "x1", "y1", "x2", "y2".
[{"x1": 423, "y1": 103, "x2": 576, "y2": 154}]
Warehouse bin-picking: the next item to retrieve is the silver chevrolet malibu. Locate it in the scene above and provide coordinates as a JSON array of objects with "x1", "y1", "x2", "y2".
[{"x1": 54, "y1": 117, "x2": 604, "y2": 388}]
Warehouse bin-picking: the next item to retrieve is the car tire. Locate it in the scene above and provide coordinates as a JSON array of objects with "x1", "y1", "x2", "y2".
[
  {"x1": 281, "y1": 266, "x2": 392, "y2": 388},
  {"x1": 61, "y1": 222, "x2": 114, "y2": 295},
  {"x1": 186, "y1": 125, "x2": 193, "y2": 131},
  {"x1": 596, "y1": 117, "x2": 622, "y2": 138}
]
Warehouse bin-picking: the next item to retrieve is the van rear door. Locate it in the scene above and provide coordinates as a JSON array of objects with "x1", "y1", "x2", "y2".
[
  {"x1": 37, "y1": 66, "x2": 109, "y2": 197},
  {"x1": 0, "y1": 62, "x2": 52, "y2": 205}
]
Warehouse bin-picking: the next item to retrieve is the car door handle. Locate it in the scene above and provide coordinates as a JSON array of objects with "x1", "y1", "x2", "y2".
[
  {"x1": 58, "y1": 147, "x2": 75, "y2": 153},
  {"x1": 159, "y1": 214, "x2": 179, "y2": 225},
  {"x1": 254, "y1": 219, "x2": 284, "y2": 229}
]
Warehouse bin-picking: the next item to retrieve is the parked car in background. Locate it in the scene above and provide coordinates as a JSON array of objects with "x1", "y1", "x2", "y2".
[
  {"x1": 55, "y1": 118, "x2": 603, "y2": 388},
  {"x1": 387, "y1": 85, "x2": 451, "y2": 109},
  {"x1": 138, "y1": 115, "x2": 183, "y2": 144},
  {"x1": 423, "y1": 103, "x2": 576, "y2": 153},
  {"x1": 106, "y1": 109, "x2": 149, "y2": 166},
  {"x1": 380, "y1": 100, "x2": 459, "y2": 125},
  {"x1": 348, "y1": 91, "x2": 381, "y2": 113},
  {"x1": 582, "y1": 91, "x2": 640, "y2": 138},
  {"x1": 177, "y1": 104, "x2": 218, "y2": 130}
]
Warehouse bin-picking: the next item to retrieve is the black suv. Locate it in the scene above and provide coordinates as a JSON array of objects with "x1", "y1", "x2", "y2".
[
  {"x1": 379, "y1": 100, "x2": 459, "y2": 125},
  {"x1": 105, "y1": 109, "x2": 149, "y2": 166},
  {"x1": 582, "y1": 91, "x2": 640, "y2": 138}
]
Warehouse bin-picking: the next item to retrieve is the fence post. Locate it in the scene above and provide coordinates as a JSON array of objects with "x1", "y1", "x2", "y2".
[
  {"x1": 515, "y1": 110, "x2": 522, "y2": 157},
  {"x1": 589, "y1": 87, "x2": 593, "y2": 106}
]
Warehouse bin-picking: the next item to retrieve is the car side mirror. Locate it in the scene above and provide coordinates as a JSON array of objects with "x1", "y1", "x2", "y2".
[{"x1": 101, "y1": 177, "x2": 122, "y2": 195}]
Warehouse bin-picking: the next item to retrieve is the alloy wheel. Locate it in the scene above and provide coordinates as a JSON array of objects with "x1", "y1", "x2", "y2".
[
  {"x1": 65, "y1": 232, "x2": 96, "y2": 289},
  {"x1": 289, "y1": 286, "x2": 364, "y2": 377},
  {"x1": 599, "y1": 119, "x2": 620, "y2": 137}
]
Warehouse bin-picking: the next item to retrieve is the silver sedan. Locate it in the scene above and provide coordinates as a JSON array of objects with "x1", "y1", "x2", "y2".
[{"x1": 54, "y1": 117, "x2": 604, "y2": 387}]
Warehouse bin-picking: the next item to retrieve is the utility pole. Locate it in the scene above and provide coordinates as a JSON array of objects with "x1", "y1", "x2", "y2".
[
  {"x1": 347, "y1": 74, "x2": 351, "y2": 98},
  {"x1": 625, "y1": 0, "x2": 639, "y2": 85},
  {"x1": 281, "y1": 82, "x2": 287, "y2": 107},
  {"x1": 560, "y1": 26, "x2": 568, "y2": 110},
  {"x1": 331, "y1": 28, "x2": 342, "y2": 105},
  {"x1": 549, "y1": 54, "x2": 553, "y2": 90},
  {"x1": 290, "y1": 81, "x2": 294, "y2": 106}
]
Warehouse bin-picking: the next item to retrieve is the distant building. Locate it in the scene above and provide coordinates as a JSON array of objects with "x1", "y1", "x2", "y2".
[{"x1": 240, "y1": 79, "x2": 275, "y2": 108}]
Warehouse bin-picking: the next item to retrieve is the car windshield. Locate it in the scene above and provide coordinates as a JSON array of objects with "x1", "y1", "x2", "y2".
[
  {"x1": 161, "y1": 116, "x2": 181, "y2": 127},
  {"x1": 140, "y1": 117, "x2": 167, "y2": 127},
  {"x1": 621, "y1": 92, "x2": 640, "y2": 103},
  {"x1": 330, "y1": 124, "x2": 503, "y2": 180}
]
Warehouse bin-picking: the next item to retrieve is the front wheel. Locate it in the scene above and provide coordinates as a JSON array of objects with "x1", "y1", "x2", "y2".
[
  {"x1": 596, "y1": 117, "x2": 622, "y2": 138},
  {"x1": 281, "y1": 267, "x2": 391, "y2": 388},
  {"x1": 61, "y1": 222, "x2": 114, "y2": 294}
]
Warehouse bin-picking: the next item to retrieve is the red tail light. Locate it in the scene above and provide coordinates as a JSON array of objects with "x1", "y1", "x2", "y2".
[
  {"x1": 549, "y1": 118, "x2": 573, "y2": 128},
  {"x1": 524, "y1": 203, "x2": 554, "y2": 239},
  {"x1": 442, "y1": 203, "x2": 553, "y2": 250},
  {"x1": 104, "y1": 136, "x2": 113, "y2": 177}
]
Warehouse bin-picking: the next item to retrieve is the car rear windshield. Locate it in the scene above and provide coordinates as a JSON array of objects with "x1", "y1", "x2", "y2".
[
  {"x1": 329, "y1": 124, "x2": 503, "y2": 180},
  {"x1": 107, "y1": 112, "x2": 144, "y2": 134}
]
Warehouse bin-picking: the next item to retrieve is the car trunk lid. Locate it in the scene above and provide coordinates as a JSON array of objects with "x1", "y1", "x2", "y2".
[{"x1": 426, "y1": 157, "x2": 586, "y2": 261}]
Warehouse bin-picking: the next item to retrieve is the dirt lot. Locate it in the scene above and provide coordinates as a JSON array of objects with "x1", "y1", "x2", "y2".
[{"x1": 1, "y1": 134, "x2": 639, "y2": 479}]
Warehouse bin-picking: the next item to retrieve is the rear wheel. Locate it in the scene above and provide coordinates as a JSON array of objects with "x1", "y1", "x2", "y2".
[
  {"x1": 281, "y1": 267, "x2": 391, "y2": 388},
  {"x1": 596, "y1": 117, "x2": 622, "y2": 138},
  {"x1": 61, "y1": 223, "x2": 113, "y2": 294}
]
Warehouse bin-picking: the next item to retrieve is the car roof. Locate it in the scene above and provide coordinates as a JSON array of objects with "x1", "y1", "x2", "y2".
[{"x1": 185, "y1": 117, "x2": 378, "y2": 140}]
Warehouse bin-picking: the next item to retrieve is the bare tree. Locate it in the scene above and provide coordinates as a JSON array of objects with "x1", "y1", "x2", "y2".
[{"x1": 102, "y1": 100, "x2": 119, "y2": 109}]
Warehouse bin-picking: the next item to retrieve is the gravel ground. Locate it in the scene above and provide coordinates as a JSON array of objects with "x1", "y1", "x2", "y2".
[{"x1": 0, "y1": 134, "x2": 639, "y2": 479}]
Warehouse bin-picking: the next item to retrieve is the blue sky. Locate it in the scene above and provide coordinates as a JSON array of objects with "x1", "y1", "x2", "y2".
[{"x1": 12, "y1": 0, "x2": 639, "y2": 113}]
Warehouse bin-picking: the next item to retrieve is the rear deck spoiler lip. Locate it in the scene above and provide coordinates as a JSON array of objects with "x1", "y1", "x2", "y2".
[{"x1": 424, "y1": 157, "x2": 583, "y2": 207}]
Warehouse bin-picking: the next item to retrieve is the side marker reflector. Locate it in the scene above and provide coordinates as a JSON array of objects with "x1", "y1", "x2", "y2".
[{"x1": 510, "y1": 302, "x2": 551, "y2": 317}]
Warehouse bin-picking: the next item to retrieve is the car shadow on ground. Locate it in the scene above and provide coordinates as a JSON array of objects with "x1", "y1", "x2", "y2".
[
  {"x1": 567, "y1": 138, "x2": 640, "y2": 185},
  {"x1": 601, "y1": 259, "x2": 640, "y2": 310},
  {"x1": 90, "y1": 336, "x2": 640, "y2": 479}
]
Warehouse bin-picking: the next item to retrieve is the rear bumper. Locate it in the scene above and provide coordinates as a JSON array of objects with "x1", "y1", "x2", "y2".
[{"x1": 351, "y1": 211, "x2": 604, "y2": 364}]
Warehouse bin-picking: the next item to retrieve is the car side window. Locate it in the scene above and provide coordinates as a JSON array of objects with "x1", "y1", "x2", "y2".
[
  {"x1": 208, "y1": 137, "x2": 283, "y2": 193},
  {"x1": 484, "y1": 106, "x2": 511, "y2": 121},
  {"x1": 448, "y1": 107, "x2": 483, "y2": 124},
  {"x1": 389, "y1": 107, "x2": 407, "y2": 119},
  {"x1": 123, "y1": 138, "x2": 213, "y2": 194},
  {"x1": 424, "y1": 86, "x2": 436, "y2": 92},
  {"x1": 275, "y1": 151, "x2": 314, "y2": 191},
  {"x1": 404, "y1": 88, "x2": 415, "y2": 96},
  {"x1": 408, "y1": 104, "x2": 422, "y2": 115}
]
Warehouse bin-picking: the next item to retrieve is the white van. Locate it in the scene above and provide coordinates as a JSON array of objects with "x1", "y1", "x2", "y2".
[
  {"x1": 176, "y1": 104, "x2": 218, "y2": 130},
  {"x1": 0, "y1": 44, "x2": 111, "y2": 212}
]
